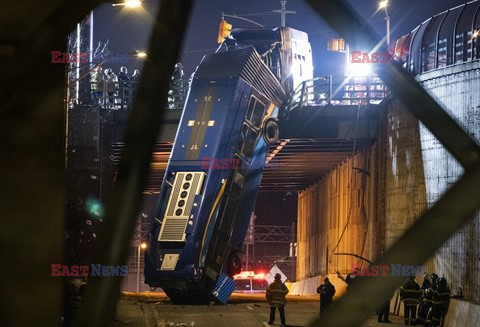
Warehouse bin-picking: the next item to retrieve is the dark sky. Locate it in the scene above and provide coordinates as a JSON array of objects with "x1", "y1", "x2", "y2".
[{"x1": 93, "y1": 0, "x2": 472, "y2": 78}]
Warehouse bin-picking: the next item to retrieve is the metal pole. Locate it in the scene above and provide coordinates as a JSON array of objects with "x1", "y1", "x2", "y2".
[
  {"x1": 385, "y1": 8, "x2": 390, "y2": 45},
  {"x1": 89, "y1": 11, "x2": 93, "y2": 71},
  {"x1": 290, "y1": 222, "x2": 295, "y2": 281},
  {"x1": 329, "y1": 75, "x2": 333, "y2": 104},
  {"x1": 280, "y1": 0, "x2": 286, "y2": 27},
  {"x1": 246, "y1": 243, "x2": 249, "y2": 271},
  {"x1": 136, "y1": 245, "x2": 140, "y2": 292}
]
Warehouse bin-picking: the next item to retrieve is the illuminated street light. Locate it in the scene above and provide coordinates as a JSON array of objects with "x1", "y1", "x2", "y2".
[
  {"x1": 125, "y1": 0, "x2": 141, "y2": 7},
  {"x1": 112, "y1": 0, "x2": 142, "y2": 7},
  {"x1": 136, "y1": 242, "x2": 147, "y2": 292},
  {"x1": 379, "y1": 0, "x2": 390, "y2": 44},
  {"x1": 136, "y1": 51, "x2": 147, "y2": 58},
  {"x1": 472, "y1": 30, "x2": 479, "y2": 39}
]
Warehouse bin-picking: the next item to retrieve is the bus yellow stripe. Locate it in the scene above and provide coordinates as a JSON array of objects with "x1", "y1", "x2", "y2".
[{"x1": 199, "y1": 182, "x2": 226, "y2": 265}]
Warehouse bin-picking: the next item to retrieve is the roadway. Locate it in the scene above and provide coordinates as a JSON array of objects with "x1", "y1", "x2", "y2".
[{"x1": 113, "y1": 292, "x2": 405, "y2": 327}]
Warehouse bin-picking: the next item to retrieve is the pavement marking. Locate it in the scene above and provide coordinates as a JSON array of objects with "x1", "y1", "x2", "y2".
[
  {"x1": 246, "y1": 305, "x2": 254, "y2": 310},
  {"x1": 262, "y1": 322, "x2": 270, "y2": 327}
]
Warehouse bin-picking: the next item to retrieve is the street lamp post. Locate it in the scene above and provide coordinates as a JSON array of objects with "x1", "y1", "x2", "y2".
[
  {"x1": 379, "y1": 0, "x2": 390, "y2": 45},
  {"x1": 136, "y1": 242, "x2": 147, "y2": 292}
]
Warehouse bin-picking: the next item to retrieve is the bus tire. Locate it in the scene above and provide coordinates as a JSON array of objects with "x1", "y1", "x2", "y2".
[{"x1": 263, "y1": 118, "x2": 279, "y2": 145}]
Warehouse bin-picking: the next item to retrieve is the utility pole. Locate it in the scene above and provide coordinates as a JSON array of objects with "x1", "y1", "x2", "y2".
[
  {"x1": 280, "y1": 0, "x2": 286, "y2": 27},
  {"x1": 273, "y1": 0, "x2": 296, "y2": 28}
]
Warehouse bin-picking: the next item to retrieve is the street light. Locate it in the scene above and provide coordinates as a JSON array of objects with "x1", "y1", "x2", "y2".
[
  {"x1": 135, "y1": 50, "x2": 147, "y2": 58},
  {"x1": 136, "y1": 242, "x2": 147, "y2": 292},
  {"x1": 112, "y1": 0, "x2": 142, "y2": 7},
  {"x1": 125, "y1": 0, "x2": 141, "y2": 7},
  {"x1": 379, "y1": 0, "x2": 390, "y2": 45}
]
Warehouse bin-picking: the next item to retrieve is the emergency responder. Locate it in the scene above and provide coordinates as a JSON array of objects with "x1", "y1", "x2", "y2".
[
  {"x1": 104, "y1": 68, "x2": 118, "y2": 108},
  {"x1": 172, "y1": 62, "x2": 184, "y2": 86},
  {"x1": 400, "y1": 276, "x2": 420, "y2": 325},
  {"x1": 427, "y1": 277, "x2": 450, "y2": 327},
  {"x1": 266, "y1": 273, "x2": 289, "y2": 326},
  {"x1": 91, "y1": 67, "x2": 103, "y2": 105},
  {"x1": 117, "y1": 66, "x2": 130, "y2": 108},
  {"x1": 378, "y1": 295, "x2": 393, "y2": 323},
  {"x1": 131, "y1": 70, "x2": 140, "y2": 101},
  {"x1": 169, "y1": 62, "x2": 184, "y2": 108},
  {"x1": 317, "y1": 277, "x2": 336, "y2": 313},
  {"x1": 416, "y1": 273, "x2": 437, "y2": 325},
  {"x1": 131, "y1": 69, "x2": 140, "y2": 84}
]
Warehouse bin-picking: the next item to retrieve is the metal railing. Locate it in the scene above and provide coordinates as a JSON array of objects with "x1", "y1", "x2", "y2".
[
  {"x1": 88, "y1": 80, "x2": 187, "y2": 110},
  {"x1": 283, "y1": 75, "x2": 387, "y2": 119}
]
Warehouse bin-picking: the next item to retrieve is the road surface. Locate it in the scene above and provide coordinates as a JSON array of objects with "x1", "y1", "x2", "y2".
[{"x1": 113, "y1": 292, "x2": 404, "y2": 327}]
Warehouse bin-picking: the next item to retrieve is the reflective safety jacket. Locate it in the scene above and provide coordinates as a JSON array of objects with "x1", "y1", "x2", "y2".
[
  {"x1": 400, "y1": 279, "x2": 420, "y2": 305},
  {"x1": 432, "y1": 285, "x2": 450, "y2": 306},
  {"x1": 421, "y1": 281, "x2": 434, "y2": 303},
  {"x1": 266, "y1": 280, "x2": 289, "y2": 307},
  {"x1": 91, "y1": 72, "x2": 103, "y2": 91}
]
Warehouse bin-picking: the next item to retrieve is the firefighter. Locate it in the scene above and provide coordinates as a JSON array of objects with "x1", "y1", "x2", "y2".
[
  {"x1": 317, "y1": 277, "x2": 336, "y2": 312},
  {"x1": 104, "y1": 68, "x2": 118, "y2": 108},
  {"x1": 427, "y1": 277, "x2": 450, "y2": 327},
  {"x1": 400, "y1": 276, "x2": 420, "y2": 325},
  {"x1": 416, "y1": 273, "x2": 437, "y2": 325},
  {"x1": 169, "y1": 62, "x2": 184, "y2": 107},
  {"x1": 266, "y1": 273, "x2": 289, "y2": 326},
  {"x1": 117, "y1": 66, "x2": 130, "y2": 108},
  {"x1": 91, "y1": 67, "x2": 103, "y2": 105}
]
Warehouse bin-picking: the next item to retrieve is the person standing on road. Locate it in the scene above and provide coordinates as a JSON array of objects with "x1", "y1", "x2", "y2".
[
  {"x1": 377, "y1": 294, "x2": 393, "y2": 324},
  {"x1": 400, "y1": 276, "x2": 420, "y2": 325},
  {"x1": 317, "y1": 277, "x2": 336, "y2": 313},
  {"x1": 266, "y1": 273, "x2": 289, "y2": 326}
]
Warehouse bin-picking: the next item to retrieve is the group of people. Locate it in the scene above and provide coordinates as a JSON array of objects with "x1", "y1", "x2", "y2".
[
  {"x1": 264, "y1": 269, "x2": 450, "y2": 326},
  {"x1": 264, "y1": 273, "x2": 336, "y2": 326},
  {"x1": 400, "y1": 273, "x2": 451, "y2": 326},
  {"x1": 90, "y1": 62, "x2": 186, "y2": 110},
  {"x1": 90, "y1": 66, "x2": 140, "y2": 108},
  {"x1": 316, "y1": 269, "x2": 451, "y2": 326}
]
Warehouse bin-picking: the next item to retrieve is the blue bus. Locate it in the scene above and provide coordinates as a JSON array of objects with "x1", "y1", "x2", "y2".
[{"x1": 145, "y1": 27, "x2": 312, "y2": 304}]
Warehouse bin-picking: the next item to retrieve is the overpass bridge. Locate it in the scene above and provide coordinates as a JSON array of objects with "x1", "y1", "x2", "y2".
[{"x1": 102, "y1": 103, "x2": 379, "y2": 193}]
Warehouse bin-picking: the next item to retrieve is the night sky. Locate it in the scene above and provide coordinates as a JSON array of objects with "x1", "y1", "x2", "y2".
[
  {"x1": 93, "y1": 0, "x2": 472, "y2": 79},
  {"x1": 91, "y1": 0, "x2": 472, "y2": 226}
]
